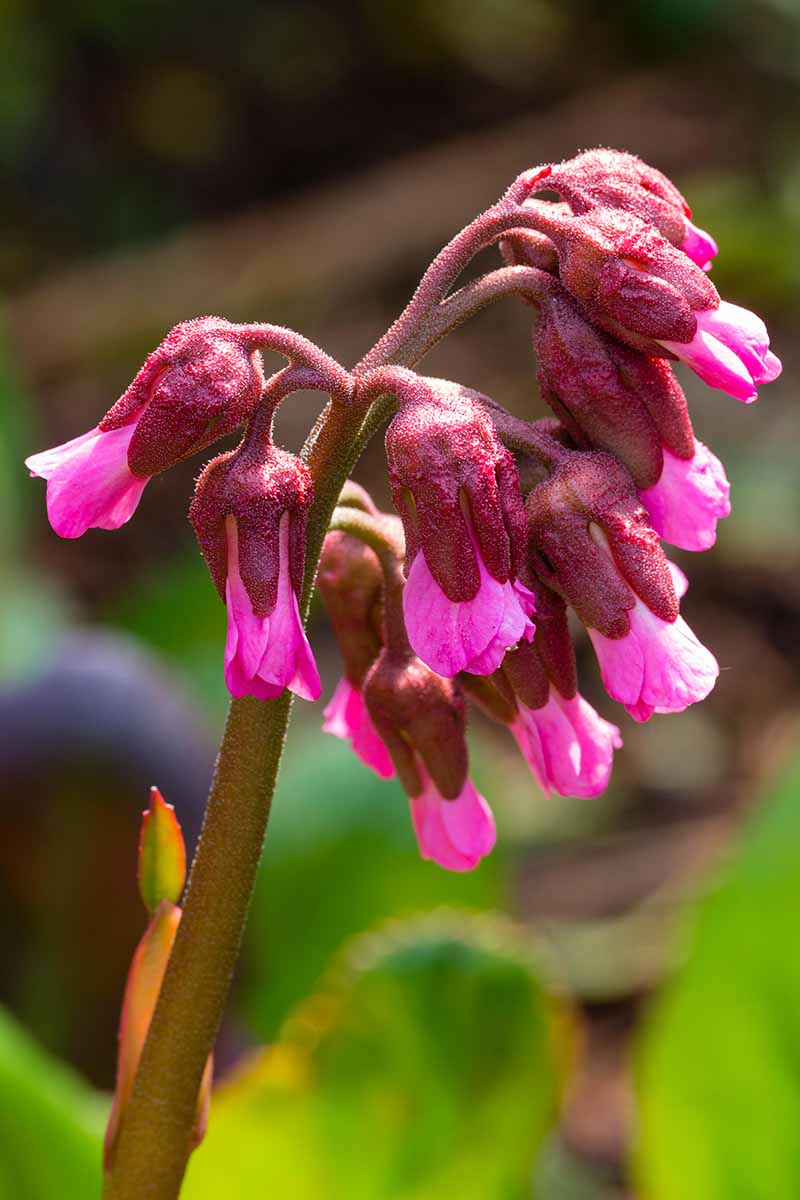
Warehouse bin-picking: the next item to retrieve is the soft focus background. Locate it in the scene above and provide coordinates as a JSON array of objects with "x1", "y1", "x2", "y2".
[{"x1": 2, "y1": 2, "x2": 799, "y2": 1197}]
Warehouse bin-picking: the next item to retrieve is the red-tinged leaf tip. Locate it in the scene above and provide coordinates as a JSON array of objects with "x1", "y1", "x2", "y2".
[{"x1": 137, "y1": 786, "x2": 187, "y2": 915}]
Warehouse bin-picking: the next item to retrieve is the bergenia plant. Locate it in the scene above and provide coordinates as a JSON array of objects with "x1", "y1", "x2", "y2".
[{"x1": 26, "y1": 147, "x2": 780, "y2": 1199}]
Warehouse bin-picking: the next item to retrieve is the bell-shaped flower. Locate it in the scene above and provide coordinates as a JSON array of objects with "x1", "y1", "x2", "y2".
[
  {"x1": 511, "y1": 687, "x2": 622, "y2": 798},
  {"x1": 223, "y1": 512, "x2": 319, "y2": 702},
  {"x1": 386, "y1": 375, "x2": 534, "y2": 677},
  {"x1": 26, "y1": 317, "x2": 268, "y2": 538},
  {"x1": 639, "y1": 439, "x2": 731, "y2": 551},
  {"x1": 588, "y1": 596, "x2": 718, "y2": 723},
  {"x1": 190, "y1": 439, "x2": 320, "y2": 703}
]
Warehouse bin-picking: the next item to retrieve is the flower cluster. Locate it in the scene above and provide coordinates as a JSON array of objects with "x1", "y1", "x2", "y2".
[{"x1": 26, "y1": 150, "x2": 780, "y2": 873}]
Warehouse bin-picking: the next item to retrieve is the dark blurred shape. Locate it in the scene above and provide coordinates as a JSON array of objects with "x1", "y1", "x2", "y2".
[{"x1": 0, "y1": 631, "x2": 214, "y2": 1086}]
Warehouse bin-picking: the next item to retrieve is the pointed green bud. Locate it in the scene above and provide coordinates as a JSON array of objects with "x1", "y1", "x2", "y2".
[{"x1": 137, "y1": 786, "x2": 187, "y2": 914}]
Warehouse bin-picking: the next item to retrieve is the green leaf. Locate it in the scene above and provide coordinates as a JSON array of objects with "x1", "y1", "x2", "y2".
[
  {"x1": 635, "y1": 749, "x2": 800, "y2": 1199},
  {"x1": 138, "y1": 786, "x2": 187, "y2": 913},
  {"x1": 0, "y1": 1007, "x2": 105, "y2": 1200},
  {"x1": 185, "y1": 913, "x2": 563, "y2": 1200}
]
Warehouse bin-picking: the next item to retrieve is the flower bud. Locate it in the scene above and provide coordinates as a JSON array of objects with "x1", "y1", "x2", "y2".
[
  {"x1": 536, "y1": 289, "x2": 675, "y2": 488},
  {"x1": 190, "y1": 439, "x2": 319, "y2": 702},
  {"x1": 548, "y1": 207, "x2": 718, "y2": 348},
  {"x1": 25, "y1": 317, "x2": 267, "y2": 539},
  {"x1": 363, "y1": 646, "x2": 494, "y2": 871},
  {"x1": 386, "y1": 376, "x2": 535, "y2": 677},
  {"x1": 531, "y1": 149, "x2": 717, "y2": 268},
  {"x1": 317, "y1": 530, "x2": 384, "y2": 688},
  {"x1": 102, "y1": 317, "x2": 266, "y2": 477},
  {"x1": 526, "y1": 451, "x2": 677, "y2": 638}
]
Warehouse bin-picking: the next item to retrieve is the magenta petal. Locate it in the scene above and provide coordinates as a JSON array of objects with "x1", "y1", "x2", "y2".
[
  {"x1": 667, "y1": 560, "x2": 689, "y2": 600},
  {"x1": 588, "y1": 623, "x2": 645, "y2": 710},
  {"x1": 323, "y1": 678, "x2": 395, "y2": 779},
  {"x1": 512, "y1": 689, "x2": 622, "y2": 799},
  {"x1": 26, "y1": 423, "x2": 147, "y2": 538},
  {"x1": 682, "y1": 220, "x2": 718, "y2": 269},
  {"x1": 590, "y1": 598, "x2": 718, "y2": 720},
  {"x1": 661, "y1": 301, "x2": 781, "y2": 403},
  {"x1": 409, "y1": 766, "x2": 496, "y2": 872},
  {"x1": 223, "y1": 515, "x2": 321, "y2": 702},
  {"x1": 552, "y1": 692, "x2": 622, "y2": 797},
  {"x1": 660, "y1": 329, "x2": 757, "y2": 403},
  {"x1": 639, "y1": 440, "x2": 731, "y2": 552},
  {"x1": 404, "y1": 551, "x2": 535, "y2": 678}
]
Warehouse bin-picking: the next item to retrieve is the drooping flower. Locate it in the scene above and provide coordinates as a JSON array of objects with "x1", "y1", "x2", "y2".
[
  {"x1": 223, "y1": 512, "x2": 320, "y2": 702},
  {"x1": 409, "y1": 764, "x2": 496, "y2": 872},
  {"x1": 639, "y1": 439, "x2": 731, "y2": 551},
  {"x1": 588, "y1": 597, "x2": 719, "y2": 722},
  {"x1": 385, "y1": 376, "x2": 534, "y2": 677},
  {"x1": 403, "y1": 536, "x2": 536, "y2": 678},
  {"x1": 323, "y1": 677, "x2": 395, "y2": 779},
  {"x1": 510, "y1": 686, "x2": 622, "y2": 798},
  {"x1": 659, "y1": 300, "x2": 782, "y2": 403},
  {"x1": 25, "y1": 423, "x2": 148, "y2": 539}
]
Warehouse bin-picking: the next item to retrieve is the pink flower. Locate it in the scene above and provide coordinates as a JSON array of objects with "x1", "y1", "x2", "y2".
[
  {"x1": 588, "y1": 597, "x2": 718, "y2": 722},
  {"x1": 25, "y1": 423, "x2": 148, "y2": 539},
  {"x1": 224, "y1": 512, "x2": 320, "y2": 703},
  {"x1": 510, "y1": 687, "x2": 622, "y2": 798},
  {"x1": 403, "y1": 541, "x2": 536, "y2": 678},
  {"x1": 660, "y1": 300, "x2": 782, "y2": 403},
  {"x1": 409, "y1": 764, "x2": 496, "y2": 871},
  {"x1": 323, "y1": 677, "x2": 395, "y2": 779},
  {"x1": 681, "y1": 220, "x2": 718, "y2": 272},
  {"x1": 639, "y1": 440, "x2": 731, "y2": 551}
]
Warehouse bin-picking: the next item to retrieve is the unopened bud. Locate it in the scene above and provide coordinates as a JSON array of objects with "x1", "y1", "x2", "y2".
[
  {"x1": 102, "y1": 318, "x2": 267, "y2": 477},
  {"x1": 526, "y1": 451, "x2": 677, "y2": 638},
  {"x1": 318, "y1": 531, "x2": 384, "y2": 687},
  {"x1": 363, "y1": 647, "x2": 468, "y2": 800},
  {"x1": 543, "y1": 207, "x2": 718, "y2": 351}
]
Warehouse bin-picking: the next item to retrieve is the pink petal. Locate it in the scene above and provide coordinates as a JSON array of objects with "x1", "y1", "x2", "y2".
[
  {"x1": 667, "y1": 560, "x2": 689, "y2": 599},
  {"x1": 589, "y1": 597, "x2": 718, "y2": 721},
  {"x1": 552, "y1": 692, "x2": 623, "y2": 798},
  {"x1": 323, "y1": 678, "x2": 395, "y2": 779},
  {"x1": 511, "y1": 694, "x2": 580, "y2": 797},
  {"x1": 223, "y1": 515, "x2": 321, "y2": 703},
  {"x1": 409, "y1": 766, "x2": 496, "y2": 872},
  {"x1": 660, "y1": 301, "x2": 781, "y2": 403},
  {"x1": 404, "y1": 551, "x2": 535, "y2": 678},
  {"x1": 512, "y1": 689, "x2": 622, "y2": 799},
  {"x1": 681, "y1": 220, "x2": 718, "y2": 269},
  {"x1": 26, "y1": 423, "x2": 147, "y2": 538},
  {"x1": 660, "y1": 328, "x2": 758, "y2": 403},
  {"x1": 639, "y1": 440, "x2": 731, "y2": 552}
]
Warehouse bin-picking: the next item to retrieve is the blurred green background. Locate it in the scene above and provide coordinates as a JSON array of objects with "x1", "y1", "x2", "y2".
[{"x1": 1, "y1": 1, "x2": 799, "y2": 1196}]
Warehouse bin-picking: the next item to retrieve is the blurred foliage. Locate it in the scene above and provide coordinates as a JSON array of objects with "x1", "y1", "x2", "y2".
[
  {"x1": 186, "y1": 913, "x2": 561, "y2": 1199},
  {"x1": 0, "y1": 1006, "x2": 104, "y2": 1200},
  {"x1": 240, "y1": 733, "x2": 505, "y2": 1038},
  {"x1": 635, "y1": 742, "x2": 800, "y2": 1199}
]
